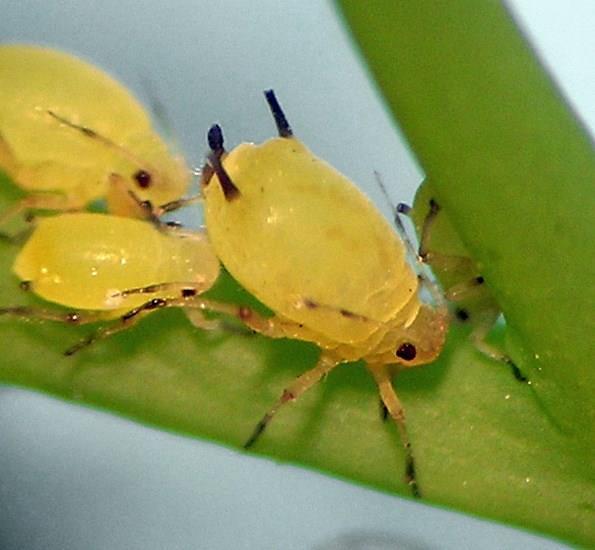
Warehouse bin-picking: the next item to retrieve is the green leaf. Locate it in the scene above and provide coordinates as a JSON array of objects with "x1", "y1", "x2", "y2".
[
  {"x1": 1, "y1": 1, "x2": 594, "y2": 544},
  {"x1": 338, "y1": 0, "x2": 594, "y2": 546}
]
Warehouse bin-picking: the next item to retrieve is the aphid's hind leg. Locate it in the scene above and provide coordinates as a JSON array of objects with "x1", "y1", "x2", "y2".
[
  {"x1": 244, "y1": 354, "x2": 340, "y2": 449},
  {"x1": 63, "y1": 293, "x2": 289, "y2": 356},
  {"x1": 367, "y1": 363, "x2": 420, "y2": 498},
  {"x1": 0, "y1": 304, "x2": 140, "y2": 356},
  {"x1": 0, "y1": 305, "x2": 96, "y2": 325}
]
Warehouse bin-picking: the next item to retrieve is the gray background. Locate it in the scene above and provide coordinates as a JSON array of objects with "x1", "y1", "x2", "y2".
[{"x1": 0, "y1": 1, "x2": 593, "y2": 548}]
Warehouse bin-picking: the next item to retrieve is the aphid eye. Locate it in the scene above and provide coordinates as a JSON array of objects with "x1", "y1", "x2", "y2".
[
  {"x1": 455, "y1": 307, "x2": 470, "y2": 322},
  {"x1": 396, "y1": 342, "x2": 417, "y2": 361},
  {"x1": 133, "y1": 169, "x2": 152, "y2": 189}
]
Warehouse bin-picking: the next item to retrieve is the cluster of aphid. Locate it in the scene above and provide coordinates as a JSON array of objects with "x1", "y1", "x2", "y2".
[{"x1": 0, "y1": 45, "x2": 526, "y2": 499}]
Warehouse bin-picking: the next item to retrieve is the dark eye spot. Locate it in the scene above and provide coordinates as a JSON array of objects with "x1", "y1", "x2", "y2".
[
  {"x1": 455, "y1": 308, "x2": 470, "y2": 322},
  {"x1": 396, "y1": 342, "x2": 417, "y2": 361},
  {"x1": 134, "y1": 169, "x2": 152, "y2": 189}
]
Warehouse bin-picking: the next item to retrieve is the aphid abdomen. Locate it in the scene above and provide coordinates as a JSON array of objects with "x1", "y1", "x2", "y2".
[
  {"x1": 204, "y1": 138, "x2": 418, "y2": 344},
  {"x1": 158, "y1": 231, "x2": 221, "y2": 293},
  {"x1": 14, "y1": 214, "x2": 163, "y2": 310},
  {"x1": 13, "y1": 213, "x2": 220, "y2": 313}
]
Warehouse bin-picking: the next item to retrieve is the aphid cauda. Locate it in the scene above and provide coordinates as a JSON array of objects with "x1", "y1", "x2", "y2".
[
  {"x1": 200, "y1": 90, "x2": 450, "y2": 497},
  {"x1": 0, "y1": 45, "x2": 190, "y2": 223}
]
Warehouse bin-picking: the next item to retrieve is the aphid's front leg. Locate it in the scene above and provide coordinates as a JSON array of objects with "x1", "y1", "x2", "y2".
[
  {"x1": 0, "y1": 305, "x2": 96, "y2": 325},
  {"x1": 367, "y1": 363, "x2": 420, "y2": 498},
  {"x1": 244, "y1": 354, "x2": 340, "y2": 449},
  {"x1": 107, "y1": 173, "x2": 202, "y2": 234},
  {"x1": 154, "y1": 194, "x2": 203, "y2": 217},
  {"x1": 106, "y1": 172, "x2": 154, "y2": 219}
]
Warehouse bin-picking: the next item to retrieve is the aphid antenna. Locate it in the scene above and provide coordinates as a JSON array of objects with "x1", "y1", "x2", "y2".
[
  {"x1": 137, "y1": 75, "x2": 177, "y2": 143},
  {"x1": 47, "y1": 110, "x2": 159, "y2": 179},
  {"x1": 373, "y1": 171, "x2": 447, "y2": 311},
  {"x1": 264, "y1": 90, "x2": 293, "y2": 138}
]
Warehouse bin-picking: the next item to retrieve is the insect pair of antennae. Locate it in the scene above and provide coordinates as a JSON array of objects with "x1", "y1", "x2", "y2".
[{"x1": 205, "y1": 90, "x2": 292, "y2": 201}]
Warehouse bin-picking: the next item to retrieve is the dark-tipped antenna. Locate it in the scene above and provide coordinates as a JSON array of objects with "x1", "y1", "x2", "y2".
[
  {"x1": 206, "y1": 124, "x2": 240, "y2": 201},
  {"x1": 264, "y1": 90, "x2": 293, "y2": 138}
]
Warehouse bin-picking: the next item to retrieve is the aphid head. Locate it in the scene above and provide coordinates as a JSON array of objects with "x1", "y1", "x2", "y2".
[
  {"x1": 120, "y1": 134, "x2": 190, "y2": 206},
  {"x1": 391, "y1": 305, "x2": 449, "y2": 368},
  {"x1": 45, "y1": 109, "x2": 190, "y2": 208}
]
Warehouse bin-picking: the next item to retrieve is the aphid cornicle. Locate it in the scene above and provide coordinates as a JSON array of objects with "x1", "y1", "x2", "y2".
[
  {"x1": 201, "y1": 90, "x2": 450, "y2": 498},
  {"x1": 0, "y1": 45, "x2": 190, "y2": 222},
  {"x1": 2, "y1": 213, "x2": 220, "y2": 353}
]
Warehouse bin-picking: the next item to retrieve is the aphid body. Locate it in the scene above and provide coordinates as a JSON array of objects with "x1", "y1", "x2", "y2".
[
  {"x1": 0, "y1": 45, "x2": 189, "y2": 219},
  {"x1": 2, "y1": 213, "x2": 220, "y2": 354},
  {"x1": 202, "y1": 91, "x2": 450, "y2": 497},
  {"x1": 203, "y1": 137, "x2": 446, "y2": 364},
  {"x1": 14, "y1": 213, "x2": 219, "y2": 312}
]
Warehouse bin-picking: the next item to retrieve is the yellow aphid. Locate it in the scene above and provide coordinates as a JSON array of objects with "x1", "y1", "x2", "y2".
[
  {"x1": 201, "y1": 90, "x2": 450, "y2": 498},
  {"x1": 4, "y1": 213, "x2": 220, "y2": 353},
  {"x1": 0, "y1": 45, "x2": 189, "y2": 221}
]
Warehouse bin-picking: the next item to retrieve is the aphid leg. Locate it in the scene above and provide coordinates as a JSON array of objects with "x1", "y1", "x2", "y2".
[
  {"x1": 244, "y1": 354, "x2": 340, "y2": 449},
  {"x1": 0, "y1": 298, "x2": 162, "y2": 355},
  {"x1": 395, "y1": 198, "x2": 470, "y2": 270},
  {"x1": 470, "y1": 320, "x2": 528, "y2": 382},
  {"x1": 155, "y1": 194, "x2": 203, "y2": 216},
  {"x1": 367, "y1": 363, "x2": 420, "y2": 498},
  {"x1": 64, "y1": 294, "x2": 282, "y2": 355},
  {"x1": 63, "y1": 311, "x2": 151, "y2": 356},
  {"x1": 106, "y1": 173, "x2": 156, "y2": 219},
  {"x1": 109, "y1": 282, "x2": 212, "y2": 301},
  {"x1": 0, "y1": 305, "x2": 94, "y2": 324},
  {"x1": 398, "y1": 197, "x2": 526, "y2": 382},
  {"x1": 109, "y1": 282, "x2": 225, "y2": 331}
]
